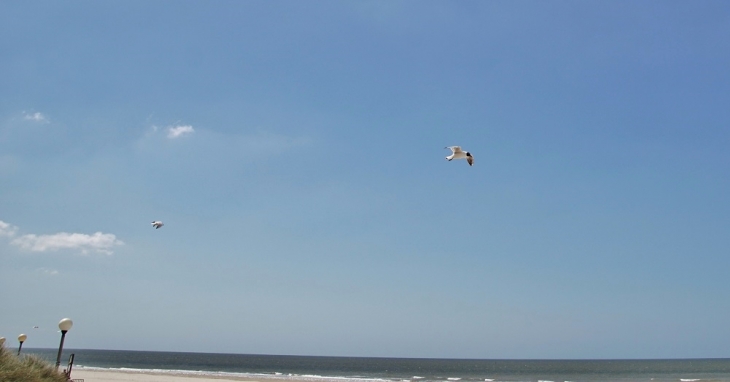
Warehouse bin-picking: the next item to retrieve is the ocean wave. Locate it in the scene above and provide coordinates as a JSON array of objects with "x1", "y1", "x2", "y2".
[
  {"x1": 680, "y1": 379, "x2": 701, "y2": 381},
  {"x1": 74, "y1": 366, "x2": 394, "y2": 382}
]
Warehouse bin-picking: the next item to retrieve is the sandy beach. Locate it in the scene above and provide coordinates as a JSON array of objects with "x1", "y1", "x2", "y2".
[{"x1": 70, "y1": 369, "x2": 274, "y2": 382}]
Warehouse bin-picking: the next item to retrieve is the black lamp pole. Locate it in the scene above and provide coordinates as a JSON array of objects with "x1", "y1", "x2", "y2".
[
  {"x1": 55, "y1": 330, "x2": 68, "y2": 369},
  {"x1": 55, "y1": 318, "x2": 73, "y2": 370}
]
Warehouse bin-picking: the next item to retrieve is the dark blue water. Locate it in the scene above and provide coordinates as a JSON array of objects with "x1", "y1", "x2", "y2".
[{"x1": 24, "y1": 348, "x2": 730, "y2": 382}]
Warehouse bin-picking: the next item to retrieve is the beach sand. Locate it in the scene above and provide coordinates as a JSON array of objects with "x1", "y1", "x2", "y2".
[{"x1": 70, "y1": 369, "x2": 269, "y2": 382}]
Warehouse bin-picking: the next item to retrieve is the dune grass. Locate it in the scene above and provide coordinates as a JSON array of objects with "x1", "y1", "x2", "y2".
[{"x1": 0, "y1": 347, "x2": 68, "y2": 382}]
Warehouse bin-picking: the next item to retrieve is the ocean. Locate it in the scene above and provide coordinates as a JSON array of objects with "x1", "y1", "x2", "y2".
[{"x1": 24, "y1": 348, "x2": 730, "y2": 382}]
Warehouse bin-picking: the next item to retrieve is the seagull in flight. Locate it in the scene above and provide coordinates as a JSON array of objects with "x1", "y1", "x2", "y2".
[
  {"x1": 151, "y1": 221, "x2": 164, "y2": 229},
  {"x1": 445, "y1": 146, "x2": 474, "y2": 166}
]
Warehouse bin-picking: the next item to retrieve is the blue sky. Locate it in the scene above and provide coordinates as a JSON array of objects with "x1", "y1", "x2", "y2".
[{"x1": 1, "y1": 1, "x2": 729, "y2": 359}]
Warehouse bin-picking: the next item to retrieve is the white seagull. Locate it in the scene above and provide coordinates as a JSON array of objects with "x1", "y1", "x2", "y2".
[
  {"x1": 445, "y1": 146, "x2": 474, "y2": 166},
  {"x1": 151, "y1": 221, "x2": 164, "y2": 229}
]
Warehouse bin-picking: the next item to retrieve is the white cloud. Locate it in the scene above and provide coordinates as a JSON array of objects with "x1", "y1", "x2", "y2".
[
  {"x1": 23, "y1": 111, "x2": 48, "y2": 123},
  {"x1": 0, "y1": 220, "x2": 18, "y2": 237},
  {"x1": 1, "y1": 219, "x2": 123, "y2": 255},
  {"x1": 11, "y1": 232, "x2": 124, "y2": 255},
  {"x1": 37, "y1": 268, "x2": 59, "y2": 275},
  {"x1": 167, "y1": 125, "x2": 195, "y2": 139}
]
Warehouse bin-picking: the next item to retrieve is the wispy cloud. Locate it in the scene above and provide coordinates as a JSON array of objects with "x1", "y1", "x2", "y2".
[
  {"x1": 167, "y1": 125, "x2": 195, "y2": 139},
  {"x1": 37, "y1": 268, "x2": 59, "y2": 276},
  {"x1": 0, "y1": 220, "x2": 18, "y2": 237},
  {"x1": 0, "y1": 219, "x2": 123, "y2": 255},
  {"x1": 23, "y1": 111, "x2": 49, "y2": 123},
  {"x1": 12, "y1": 232, "x2": 124, "y2": 255},
  {"x1": 136, "y1": 124, "x2": 312, "y2": 168}
]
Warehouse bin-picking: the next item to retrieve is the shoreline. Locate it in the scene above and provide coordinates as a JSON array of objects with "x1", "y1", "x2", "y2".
[
  {"x1": 71, "y1": 369, "x2": 259, "y2": 381},
  {"x1": 69, "y1": 368, "x2": 386, "y2": 382}
]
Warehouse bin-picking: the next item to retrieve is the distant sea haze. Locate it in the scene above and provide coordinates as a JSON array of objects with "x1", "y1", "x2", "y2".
[{"x1": 26, "y1": 348, "x2": 730, "y2": 382}]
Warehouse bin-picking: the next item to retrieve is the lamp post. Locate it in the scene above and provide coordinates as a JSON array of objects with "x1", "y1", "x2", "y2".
[
  {"x1": 55, "y1": 318, "x2": 73, "y2": 370},
  {"x1": 17, "y1": 334, "x2": 27, "y2": 355}
]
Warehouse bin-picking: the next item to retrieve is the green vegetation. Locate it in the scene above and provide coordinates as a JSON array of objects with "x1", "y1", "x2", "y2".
[{"x1": 0, "y1": 347, "x2": 68, "y2": 382}]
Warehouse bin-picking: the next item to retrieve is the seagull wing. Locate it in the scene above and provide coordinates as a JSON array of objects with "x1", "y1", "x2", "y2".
[
  {"x1": 446, "y1": 146, "x2": 462, "y2": 154},
  {"x1": 466, "y1": 154, "x2": 474, "y2": 166}
]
